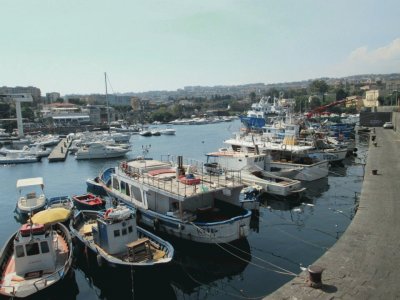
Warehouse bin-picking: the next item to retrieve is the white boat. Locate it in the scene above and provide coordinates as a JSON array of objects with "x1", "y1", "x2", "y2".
[
  {"x1": 205, "y1": 150, "x2": 305, "y2": 197},
  {"x1": 75, "y1": 142, "x2": 130, "y2": 160},
  {"x1": 139, "y1": 130, "x2": 152, "y2": 137},
  {"x1": 0, "y1": 145, "x2": 51, "y2": 158},
  {"x1": 70, "y1": 206, "x2": 174, "y2": 268},
  {"x1": 160, "y1": 127, "x2": 176, "y2": 135},
  {"x1": 150, "y1": 129, "x2": 161, "y2": 136},
  {"x1": 16, "y1": 177, "x2": 47, "y2": 215},
  {"x1": 99, "y1": 156, "x2": 252, "y2": 244},
  {"x1": 268, "y1": 158, "x2": 329, "y2": 182},
  {"x1": 0, "y1": 222, "x2": 73, "y2": 298},
  {"x1": 0, "y1": 153, "x2": 40, "y2": 164}
]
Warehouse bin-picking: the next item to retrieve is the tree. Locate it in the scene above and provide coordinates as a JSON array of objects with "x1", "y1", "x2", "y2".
[
  {"x1": 249, "y1": 92, "x2": 256, "y2": 102},
  {"x1": 308, "y1": 96, "x2": 322, "y2": 110},
  {"x1": 335, "y1": 88, "x2": 348, "y2": 101},
  {"x1": 309, "y1": 80, "x2": 329, "y2": 95}
]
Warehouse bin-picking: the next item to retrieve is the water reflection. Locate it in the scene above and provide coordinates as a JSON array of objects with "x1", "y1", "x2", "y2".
[
  {"x1": 74, "y1": 249, "x2": 176, "y2": 300},
  {"x1": 302, "y1": 177, "x2": 330, "y2": 199},
  {"x1": 169, "y1": 239, "x2": 251, "y2": 296}
]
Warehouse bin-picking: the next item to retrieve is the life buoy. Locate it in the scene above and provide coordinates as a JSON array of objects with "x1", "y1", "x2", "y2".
[
  {"x1": 281, "y1": 144, "x2": 287, "y2": 150},
  {"x1": 121, "y1": 162, "x2": 127, "y2": 170}
]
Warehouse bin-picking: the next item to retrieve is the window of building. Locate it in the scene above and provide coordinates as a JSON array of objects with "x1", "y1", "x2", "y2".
[
  {"x1": 128, "y1": 226, "x2": 133, "y2": 233},
  {"x1": 114, "y1": 230, "x2": 120, "y2": 237},
  {"x1": 122, "y1": 228, "x2": 127, "y2": 236}
]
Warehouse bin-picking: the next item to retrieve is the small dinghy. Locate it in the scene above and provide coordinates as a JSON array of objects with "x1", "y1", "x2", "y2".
[{"x1": 72, "y1": 193, "x2": 106, "y2": 210}]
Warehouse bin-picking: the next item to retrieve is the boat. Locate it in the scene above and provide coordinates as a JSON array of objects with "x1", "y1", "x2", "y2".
[
  {"x1": 46, "y1": 195, "x2": 74, "y2": 210},
  {"x1": 86, "y1": 177, "x2": 107, "y2": 195},
  {"x1": 16, "y1": 177, "x2": 47, "y2": 215},
  {"x1": 139, "y1": 130, "x2": 152, "y2": 137},
  {"x1": 150, "y1": 129, "x2": 161, "y2": 136},
  {"x1": 160, "y1": 126, "x2": 176, "y2": 135},
  {"x1": 72, "y1": 193, "x2": 106, "y2": 210},
  {"x1": 0, "y1": 145, "x2": 51, "y2": 158},
  {"x1": 75, "y1": 142, "x2": 130, "y2": 160},
  {"x1": 0, "y1": 221, "x2": 73, "y2": 298},
  {"x1": 70, "y1": 205, "x2": 174, "y2": 268},
  {"x1": 0, "y1": 152, "x2": 41, "y2": 164},
  {"x1": 99, "y1": 156, "x2": 252, "y2": 244},
  {"x1": 205, "y1": 149, "x2": 305, "y2": 198}
]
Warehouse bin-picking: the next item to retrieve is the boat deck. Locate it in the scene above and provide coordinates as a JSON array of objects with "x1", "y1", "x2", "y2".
[{"x1": 120, "y1": 159, "x2": 243, "y2": 199}]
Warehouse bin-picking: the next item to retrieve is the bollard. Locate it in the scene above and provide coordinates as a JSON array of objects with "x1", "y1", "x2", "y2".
[
  {"x1": 307, "y1": 265, "x2": 324, "y2": 288},
  {"x1": 373, "y1": 142, "x2": 377, "y2": 147},
  {"x1": 371, "y1": 135, "x2": 376, "y2": 141},
  {"x1": 372, "y1": 169, "x2": 378, "y2": 175}
]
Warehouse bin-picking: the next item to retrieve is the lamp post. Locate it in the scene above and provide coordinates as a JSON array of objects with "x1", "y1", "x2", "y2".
[{"x1": 393, "y1": 90, "x2": 398, "y2": 107}]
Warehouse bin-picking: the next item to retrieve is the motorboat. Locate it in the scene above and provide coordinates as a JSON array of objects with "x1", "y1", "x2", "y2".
[
  {"x1": 150, "y1": 129, "x2": 161, "y2": 136},
  {"x1": 75, "y1": 142, "x2": 130, "y2": 160},
  {"x1": 160, "y1": 127, "x2": 176, "y2": 135},
  {"x1": 70, "y1": 205, "x2": 174, "y2": 268},
  {"x1": 16, "y1": 177, "x2": 47, "y2": 215},
  {"x1": 139, "y1": 130, "x2": 152, "y2": 137},
  {"x1": 0, "y1": 222, "x2": 73, "y2": 298},
  {"x1": 46, "y1": 195, "x2": 74, "y2": 210},
  {"x1": 0, "y1": 145, "x2": 51, "y2": 158},
  {"x1": 0, "y1": 153, "x2": 40, "y2": 164},
  {"x1": 72, "y1": 193, "x2": 106, "y2": 210},
  {"x1": 98, "y1": 156, "x2": 252, "y2": 244}
]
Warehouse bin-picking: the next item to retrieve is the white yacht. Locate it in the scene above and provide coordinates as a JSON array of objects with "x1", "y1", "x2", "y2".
[{"x1": 75, "y1": 142, "x2": 130, "y2": 160}]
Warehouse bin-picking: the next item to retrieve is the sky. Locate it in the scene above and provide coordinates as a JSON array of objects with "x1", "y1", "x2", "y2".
[{"x1": 1, "y1": 0, "x2": 399, "y2": 95}]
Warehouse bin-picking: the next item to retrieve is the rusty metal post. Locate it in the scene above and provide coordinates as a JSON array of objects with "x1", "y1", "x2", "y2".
[{"x1": 307, "y1": 265, "x2": 324, "y2": 288}]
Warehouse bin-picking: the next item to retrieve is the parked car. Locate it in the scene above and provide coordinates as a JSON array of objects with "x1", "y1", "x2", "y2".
[{"x1": 383, "y1": 122, "x2": 394, "y2": 129}]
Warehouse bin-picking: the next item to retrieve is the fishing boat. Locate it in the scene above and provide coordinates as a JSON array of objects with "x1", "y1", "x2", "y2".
[
  {"x1": 16, "y1": 177, "x2": 47, "y2": 215},
  {"x1": 72, "y1": 193, "x2": 106, "y2": 210},
  {"x1": 99, "y1": 155, "x2": 252, "y2": 244},
  {"x1": 0, "y1": 221, "x2": 73, "y2": 298},
  {"x1": 70, "y1": 205, "x2": 174, "y2": 269}
]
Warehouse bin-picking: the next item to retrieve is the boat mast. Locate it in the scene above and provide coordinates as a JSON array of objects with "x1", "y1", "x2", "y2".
[{"x1": 104, "y1": 72, "x2": 110, "y2": 133}]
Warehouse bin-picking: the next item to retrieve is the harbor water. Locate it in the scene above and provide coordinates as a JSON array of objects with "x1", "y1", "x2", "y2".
[{"x1": 0, "y1": 120, "x2": 366, "y2": 300}]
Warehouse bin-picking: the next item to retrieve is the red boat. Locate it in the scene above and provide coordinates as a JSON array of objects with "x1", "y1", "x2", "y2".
[{"x1": 72, "y1": 193, "x2": 106, "y2": 210}]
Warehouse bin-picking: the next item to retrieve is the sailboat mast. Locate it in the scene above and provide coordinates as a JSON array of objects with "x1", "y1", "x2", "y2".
[{"x1": 104, "y1": 72, "x2": 110, "y2": 131}]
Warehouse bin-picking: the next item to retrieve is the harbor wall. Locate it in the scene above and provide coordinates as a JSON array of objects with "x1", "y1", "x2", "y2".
[{"x1": 359, "y1": 111, "x2": 391, "y2": 127}]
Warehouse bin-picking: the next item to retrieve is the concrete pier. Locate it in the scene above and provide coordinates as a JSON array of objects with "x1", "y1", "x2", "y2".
[
  {"x1": 265, "y1": 128, "x2": 400, "y2": 299},
  {"x1": 48, "y1": 138, "x2": 71, "y2": 162}
]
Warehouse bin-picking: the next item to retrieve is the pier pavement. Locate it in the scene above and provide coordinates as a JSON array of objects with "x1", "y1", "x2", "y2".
[
  {"x1": 48, "y1": 137, "x2": 71, "y2": 162},
  {"x1": 265, "y1": 127, "x2": 400, "y2": 299}
]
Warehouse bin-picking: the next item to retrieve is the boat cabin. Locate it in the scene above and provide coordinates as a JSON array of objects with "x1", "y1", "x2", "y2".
[
  {"x1": 16, "y1": 177, "x2": 46, "y2": 209},
  {"x1": 14, "y1": 224, "x2": 56, "y2": 277},
  {"x1": 91, "y1": 207, "x2": 137, "y2": 255}
]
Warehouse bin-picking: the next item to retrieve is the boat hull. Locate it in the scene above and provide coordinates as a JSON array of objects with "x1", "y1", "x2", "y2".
[{"x1": 270, "y1": 160, "x2": 329, "y2": 182}]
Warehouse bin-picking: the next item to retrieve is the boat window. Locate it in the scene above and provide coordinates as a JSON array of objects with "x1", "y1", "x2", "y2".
[
  {"x1": 26, "y1": 243, "x2": 40, "y2": 256},
  {"x1": 114, "y1": 230, "x2": 120, "y2": 237},
  {"x1": 128, "y1": 226, "x2": 133, "y2": 233},
  {"x1": 120, "y1": 181, "x2": 126, "y2": 194},
  {"x1": 40, "y1": 241, "x2": 50, "y2": 253},
  {"x1": 125, "y1": 183, "x2": 130, "y2": 197},
  {"x1": 112, "y1": 178, "x2": 120, "y2": 191},
  {"x1": 122, "y1": 228, "x2": 127, "y2": 236},
  {"x1": 16, "y1": 245, "x2": 25, "y2": 257}
]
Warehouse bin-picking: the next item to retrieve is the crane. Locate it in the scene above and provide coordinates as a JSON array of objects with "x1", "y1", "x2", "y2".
[
  {"x1": 305, "y1": 98, "x2": 348, "y2": 119},
  {"x1": 0, "y1": 93, "x2": 33, "y2": 137}
]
